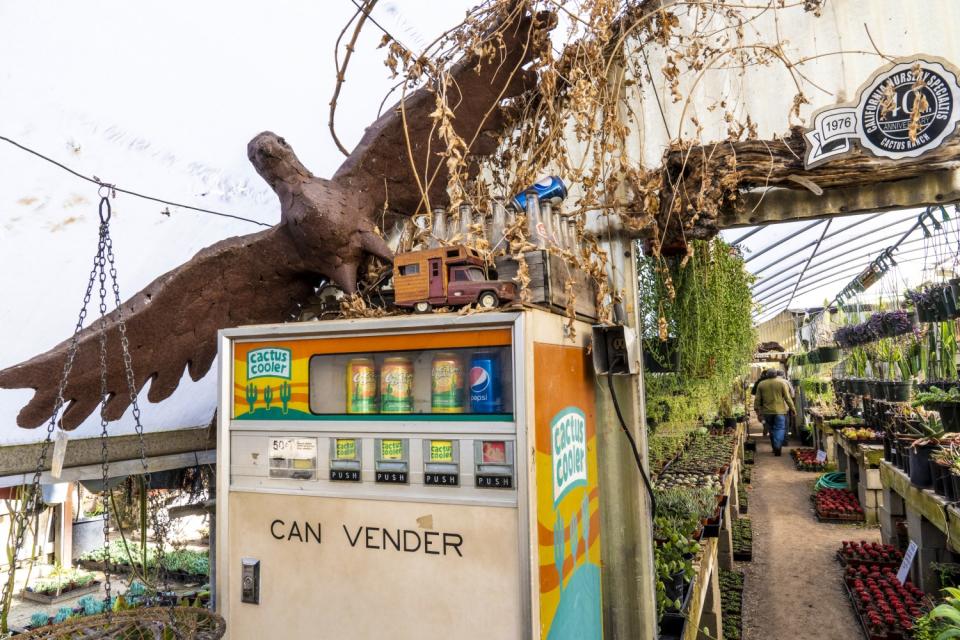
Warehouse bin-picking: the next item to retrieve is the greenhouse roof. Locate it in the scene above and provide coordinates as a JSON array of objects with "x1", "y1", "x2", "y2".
[{"x1": 721, "y1": 206, "x2": 960, "y2": 326}]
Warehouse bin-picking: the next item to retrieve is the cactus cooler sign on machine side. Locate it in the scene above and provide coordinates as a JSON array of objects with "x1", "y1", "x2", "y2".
[{"x1": 534, "y1": 344, "x2": 602, "y2": 640}]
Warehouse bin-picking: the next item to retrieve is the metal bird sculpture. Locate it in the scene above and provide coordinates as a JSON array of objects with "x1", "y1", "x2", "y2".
[{"x1": 0, "y1": 7, "x2": 552, "y2": 429}]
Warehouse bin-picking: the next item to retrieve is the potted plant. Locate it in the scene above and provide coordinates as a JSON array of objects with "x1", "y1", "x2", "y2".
[
  {"x1": 931, "y1": 445, "x2": 960, "y2": 500},
  {"x1": 904, "y1": 415, "x2": 946, "y2": 488},
  {"x1": 817, "y1": 344, "x2": 841, "y2": 363},
  {"x1": 914, "y1": 386, "x2": 960, "y2": 432},
  {"x1": 906, "y1": 287, "x2": 938, "y2": 322}
]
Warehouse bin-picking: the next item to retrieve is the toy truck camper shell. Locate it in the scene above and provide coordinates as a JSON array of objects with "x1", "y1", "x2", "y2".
[{"x1": 393, "y1": 244, "x2": 518, "y2": 312}]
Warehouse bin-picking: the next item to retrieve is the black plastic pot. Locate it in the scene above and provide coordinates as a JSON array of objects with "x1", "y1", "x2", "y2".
[
  {"x1": 909, "y1": 444, "x2": 937, "y2": 488},
  {"x1": 851, "y1": 379, "x2": 867, "y2": 395},
  {"x1": 945, "y1": 286, "x2": 960, "y2": 319},
  {"x1": 917, "y1": 304, "x2": 933, "y2": 323},
  {"x1": 952, "y1": 472, "x2": 960, "y2": 503},
  {"x1": 931, "y1": 460, "x2": 950, "y2": 498},
  {"x1": 883, "y1": 436, "x2": 892, "y2": 463},
  {"x1": 945, "y1": 467, "x2": 958, "y2": 502},
  {"x1": 818, "y1": 346, "x2": 841, "y2": 363},
  {"x1": 663, "y1": 568, "x2": 686, "y2": 604},
  {"x1": 723, "y1": 417, "x2": 737, "y2": 430},
  {"x1": 951, "y1": 278, "x2": 960, "y2": 307},
  {"x1": 933, "y1": 290, "x2": 951, "y2": 321},
  {"x1": 940, "y1": 404, "x2": 960, "y2": 432},
  {"x1": 887, "y1": 381, "x2": 913, "y2": 403}
]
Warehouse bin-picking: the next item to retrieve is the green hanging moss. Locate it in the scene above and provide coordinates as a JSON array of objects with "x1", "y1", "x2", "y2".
[{"x1": 638, "y1": 238, "x2": 756, "y2": 431}]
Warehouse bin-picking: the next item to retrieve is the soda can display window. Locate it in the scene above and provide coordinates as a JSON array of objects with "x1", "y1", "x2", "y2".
[{"x1": 309, "y1": 346, "x2": 513, "y2": 417}]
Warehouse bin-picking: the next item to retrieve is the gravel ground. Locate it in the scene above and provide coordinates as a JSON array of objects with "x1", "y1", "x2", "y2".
[{"x1": 740, "y1": 419, "x2": 880, "y2": 640}]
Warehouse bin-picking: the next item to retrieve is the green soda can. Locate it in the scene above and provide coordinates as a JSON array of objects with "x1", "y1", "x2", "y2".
[
  {"x1": 346, "y1": 358, "x2": 377, "y2": 414},
  {"x1": 431, "y1": 353, "x2": 464, "y2": 413},
  {"x1": 380, "y1": 357, "x2": 414, "y2": 413}
]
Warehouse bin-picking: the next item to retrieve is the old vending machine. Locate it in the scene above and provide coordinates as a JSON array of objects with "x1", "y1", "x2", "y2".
[{"x1": 216, "y1": 310, "x2": 603, "y2": 639}]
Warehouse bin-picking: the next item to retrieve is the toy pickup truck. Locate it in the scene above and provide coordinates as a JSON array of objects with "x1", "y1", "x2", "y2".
[{"x1": 392, "y1": 245, "x2": 518, "y2": 313}]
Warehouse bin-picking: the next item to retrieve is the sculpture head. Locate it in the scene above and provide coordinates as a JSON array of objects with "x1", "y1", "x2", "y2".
[{"x1": 247, "y1": 131, "x2": 313, "y2": 189}]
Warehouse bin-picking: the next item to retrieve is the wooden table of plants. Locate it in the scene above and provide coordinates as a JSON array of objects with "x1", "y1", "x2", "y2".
[
  {"x1": 807, "y1": 408, "x2": 841, "y2": 463},
  {"x1": 680, "y1": 424, "x2": 745, "y2": 640},
  {"x1": 880, "y1": 460, "x2": 960, "y2": 593},
  {"x1": 835, "y1": 429, "x2": 885, "y2": 524}
]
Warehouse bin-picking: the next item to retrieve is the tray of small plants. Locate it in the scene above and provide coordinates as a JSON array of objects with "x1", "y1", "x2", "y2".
[
  {"x1": 791, "y1": 448, "x2": 828, "y2": 471},
  {"x1": 738, "y1": 489, "x2": 748, "y2": 514},
  {"x1": 814, "y1": 488, "x2": 865, "y2": 522},
  {"x1": 656, "y1": 431, "x2": 737, "y2": 492},
  {"x1": 719, "y1": 569, "x2": 744, "y2": 640},
  {"x1": 837, "y1": 540, "x2": 903, "y2": 568},
  {"x1": 741, "y1": 465, "x2": 751, "y2": 484},
  {"x1": 77, "y1": 540, "x2": 210, "y2": 582},
  {"x1": 845, "y1": 564, "x2": 930, "y2": 639},
  {"x1": 21, "y1": 566, "x2": 99, "y2": 604},
  {"x1": 732, "y1": 517, "x2": 753, "y2": 562},
  {"x1": 840, "y1": 427, "x2": 885, "y2": 444}
]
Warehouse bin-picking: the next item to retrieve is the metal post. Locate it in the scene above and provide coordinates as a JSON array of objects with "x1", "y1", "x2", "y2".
[{"x1": 592, "y1": 214, "x2": 657, "y2": 639}]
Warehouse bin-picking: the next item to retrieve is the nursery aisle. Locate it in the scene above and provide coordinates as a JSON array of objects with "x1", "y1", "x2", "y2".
[{"x1": 740, "y1": 418, "x2": 880, "y2": 640}]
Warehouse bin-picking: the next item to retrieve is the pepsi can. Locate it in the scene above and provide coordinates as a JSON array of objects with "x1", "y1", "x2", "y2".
[
  {"x1": 511, "y1": 176, "x2": 567, "y2": 211},
  {"x1": 469, "y1": 352, "x2": 501, "y2": 413}
]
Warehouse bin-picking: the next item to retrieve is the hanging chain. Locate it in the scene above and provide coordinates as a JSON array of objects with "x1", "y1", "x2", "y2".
[
  {"x1": 0, "y1": 201, "x2": 106, "y2": 631},
  {"x1": 97, "y1": 196, "x2": 113, "y2": 618},
  {"x1": 103, "y1": 218, "x2": 175, "y2": 613}
]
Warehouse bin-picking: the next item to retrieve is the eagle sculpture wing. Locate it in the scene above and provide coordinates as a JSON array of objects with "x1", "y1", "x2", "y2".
[
  {"x1": 332, "y1": 6, "x2": 552, "y2": 213},
  {"x1": 0, "y1": 6, "x2": 553, "y2": 429},
  {"x1": 0, "y1": 227, "x2": 315, "y2": 429}
]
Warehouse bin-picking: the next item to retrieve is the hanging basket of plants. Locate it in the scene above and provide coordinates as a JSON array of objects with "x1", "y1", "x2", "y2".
[{"x1": 17, "y1": 606, "x2": 226, "y2": 639}]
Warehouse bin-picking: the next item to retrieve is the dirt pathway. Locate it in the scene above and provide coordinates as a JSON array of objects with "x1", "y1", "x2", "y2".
[{"x1": 740, "y1": 419, "x2": 879, "y2": 640}]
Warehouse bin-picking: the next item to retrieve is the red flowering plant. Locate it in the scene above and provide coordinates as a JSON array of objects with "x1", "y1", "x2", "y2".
[
  {"x1": 815, "y1": 488, "x2": 864, "y2": 521},
  {"x1": 792, "y1": 448, "x2": 827, "y2": 471},
  {"x1": 838, "y1": 540, "x2": 903, "y2": 568},
  {"x1": 847, "y1": 565, "x2": 929, "y2": 636}
]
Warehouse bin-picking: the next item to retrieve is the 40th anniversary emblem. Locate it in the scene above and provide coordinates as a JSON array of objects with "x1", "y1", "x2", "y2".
[{"x1": 804, "y1": 56, "x2": 960, "y2": 169}]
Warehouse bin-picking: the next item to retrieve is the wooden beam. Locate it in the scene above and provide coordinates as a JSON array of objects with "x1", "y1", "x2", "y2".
[
  {"x1": 0, "y1": 427, "x2": 215, "y2": 478},
  {"x1": 658, "y1": 126, "x2": 960, "y2": 233}
]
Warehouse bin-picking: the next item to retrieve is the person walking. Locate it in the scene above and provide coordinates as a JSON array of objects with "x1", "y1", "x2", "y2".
[
  {"x1": 754, "y1": 368, "x2": 796, "y2": 456},
  {"x1": 751, "y1": 368, "x2": 774, "y2": 437}
]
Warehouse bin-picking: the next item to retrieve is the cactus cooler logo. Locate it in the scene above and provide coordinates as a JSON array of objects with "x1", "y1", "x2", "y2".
[
  {"x1": 247, "y1": 347, "x2": 292, "y2": 380},
  {"x1": 235, "y1": 343, "x2": 310, "y2": 420},
  {"x1": 551, "y1": 407, "x2": 587, "y2": 505}
]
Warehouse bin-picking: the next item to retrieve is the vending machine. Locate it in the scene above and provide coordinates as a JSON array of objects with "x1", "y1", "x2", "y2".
[{"x1": 216, "y1": 310, "x2": 604, "y2": 639}]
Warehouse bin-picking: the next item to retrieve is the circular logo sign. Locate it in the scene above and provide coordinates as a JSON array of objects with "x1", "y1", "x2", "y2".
[{"x1": 857, "y1": 60, "x2": 960, "y2": 160}]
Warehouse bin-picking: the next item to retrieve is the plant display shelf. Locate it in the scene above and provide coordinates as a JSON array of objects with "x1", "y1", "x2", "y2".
[
  {"x1": 835, "y1": 435, "x2": 885, "y2": 525},
  {"x1": 678, "y1": 431, "x2": 745, "y2": 640},
  {"x1": 879, "y1": 460, "x2": 960, "y2": 592},
  {"x1": 808, "y1": 409, "x2": 840, "y2": 464}
]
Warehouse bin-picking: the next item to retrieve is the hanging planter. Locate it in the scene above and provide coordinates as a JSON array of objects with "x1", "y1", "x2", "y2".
[
  {"x1": 16, "y1": 607, "x2": 225, "y2": 639},
  {"x1": 817, "y1": 346, "x2": 841, "y2": 362},
  {"x1": 886, "y1": 380, "x2": 913, "y2": 403}
]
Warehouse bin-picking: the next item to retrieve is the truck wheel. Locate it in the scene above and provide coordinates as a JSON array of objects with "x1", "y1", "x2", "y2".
[
  {"x1": 414, "y1": 301, "x2": 432, "y2": 313},
  {"x1": 478, "y1": 292, "x2": 499, "y2": 309}
]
